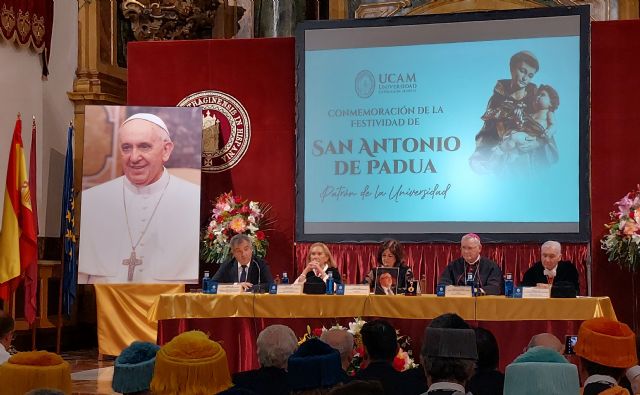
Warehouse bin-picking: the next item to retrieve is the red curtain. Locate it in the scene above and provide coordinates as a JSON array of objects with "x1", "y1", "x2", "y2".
[
  {"x1": 591, "y1": 20, "x2": 640, "y2": 331},
  {"x1": 295, "y1": 243, "x2": 589, "y2": 294}
]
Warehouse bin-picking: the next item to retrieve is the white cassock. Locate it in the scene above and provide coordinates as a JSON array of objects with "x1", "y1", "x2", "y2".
[{"x1": 78, "y1": 169, "x2": 200, "y2": 284}]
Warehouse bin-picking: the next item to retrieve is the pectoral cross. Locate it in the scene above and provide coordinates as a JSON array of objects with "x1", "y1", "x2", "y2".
[{"x1": 122, "y1": 251, "x2": 142, "y2": 281}]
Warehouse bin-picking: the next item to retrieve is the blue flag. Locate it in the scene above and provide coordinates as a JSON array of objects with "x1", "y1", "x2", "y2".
[{"x1": 61, "y1": 125, "x2": 76, "y2": 317}]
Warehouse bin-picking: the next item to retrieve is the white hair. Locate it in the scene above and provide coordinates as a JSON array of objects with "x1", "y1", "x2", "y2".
[
  {"x1": 541, "y1": 241, "x2": 561, "y2": 254},
  {"x1": 256, "y1": 325, "x2": 298, "y2": 369},
  {"x1": 461, "y1": 233, "x2": 481, "y2": 245}
]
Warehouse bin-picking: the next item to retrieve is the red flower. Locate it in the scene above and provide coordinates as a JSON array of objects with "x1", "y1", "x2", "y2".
[
  {"x1": 630, "y1": 210, "x2": 636, "y2": 219},
  {"x1": 241, "y1": 205, "x2": 251, "y2": 214},
  {"x1": 312, "y1": 328, "x2": 323, "y2": 337},
  {"x1": 208, "y1": 233, "x2": 214, "y2": 240},
  {"x1": 256, "y1": 231, "x2": 266, "y2": 241},
  {"x1": 392, "y1": 356, "x2": 405, "y2": 372}
]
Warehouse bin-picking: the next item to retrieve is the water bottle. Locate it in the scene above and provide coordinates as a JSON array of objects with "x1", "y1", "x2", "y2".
[
  {"x1": 202, "y1": 271, "x2": 211, "y2": 294},
  {"x1": 326, "y1": 271, "x2": 335, "y2": 295},
  {"x1": 466, "y1": 271, "x2": 475, "y2": 287},
  {"x1": 281, "y1": 272, "x2": 289, "y2": 284},
  {"x1": 505, "y1": 273, "x2": 514, "y2": 297}
]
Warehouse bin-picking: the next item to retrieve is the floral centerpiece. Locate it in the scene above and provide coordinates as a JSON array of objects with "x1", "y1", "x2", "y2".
[
  {"x1": 201, "y1": 191, "x2": 269, "y2": 264},
  {"x1": 601, "y1": 185, "x2": 640, "y2": 272},
  {"x1": 298, "y1": 317, "x2": 418, "y2": 375}
]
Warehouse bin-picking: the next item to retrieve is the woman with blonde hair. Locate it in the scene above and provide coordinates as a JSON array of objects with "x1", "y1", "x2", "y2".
[{"x1": 295, "y1": 242, "x2": 342, "y2": 285}]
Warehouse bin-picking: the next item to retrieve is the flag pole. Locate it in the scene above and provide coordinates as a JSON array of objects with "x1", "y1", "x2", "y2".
[
  {"x1": 55, "y1": 120, "x2": 73, "y2": 354},
  {"x1": 30, "y1": 115, "x2": 37, "y2": 351},
  {"x1": 56, "y1": 232, "x2": 64, "y2": 354}
]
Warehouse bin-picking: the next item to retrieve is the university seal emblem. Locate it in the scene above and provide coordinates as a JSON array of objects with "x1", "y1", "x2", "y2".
[
  {"x1": 355, "y1": 70, "x2": 375, "y2": 98},
  {"x1": 178, "y1": 90, "x2": 251, "y2": 173}
]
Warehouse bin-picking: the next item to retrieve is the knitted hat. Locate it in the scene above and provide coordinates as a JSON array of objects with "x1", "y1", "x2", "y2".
[
  {"x1": 503, "y1": 346, "x2": 580, "y2": 395},
  {"x1": 150, "y1": 331, "x2": 232, "y2": 395},
  {"x1": 423, "y1": 327, "x2": 478, "y2": 360},
  {"x1": 287, "y1": 338, "x2": 344, "y2": 390},
  {"x1": 575, "y1": 317, "x2": 638, "y2": 368},
  {"x1": 112, "y1": 341, "x2": 160, "y2": 394},
  {"x1": 0, "y1": 351, "x2": 71, "y2": 395}
]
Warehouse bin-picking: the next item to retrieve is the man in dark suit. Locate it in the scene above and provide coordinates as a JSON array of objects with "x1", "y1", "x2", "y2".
[
  {"x1": 232, "y1": 325, "x2": 298, "y2": 395},
  {"x1": 212, "y1": 234, "x2": 273, "y2": 291},
  {"x1": 354, "y1": 320, "x2": 417, "y2": 395},
  {"x1": 521, "y1": 240, "x2": 579, "y2": 294}
]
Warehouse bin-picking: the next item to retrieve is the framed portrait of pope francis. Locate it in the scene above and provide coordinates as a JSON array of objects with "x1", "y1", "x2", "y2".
[{"x1": 78, "y1": 105, "x2": 202, "y2": 284}]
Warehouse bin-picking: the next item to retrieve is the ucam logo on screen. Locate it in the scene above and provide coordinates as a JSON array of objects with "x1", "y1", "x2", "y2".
[{"x1": 355, "y1": 70, "x2": 417, "y2": 98}]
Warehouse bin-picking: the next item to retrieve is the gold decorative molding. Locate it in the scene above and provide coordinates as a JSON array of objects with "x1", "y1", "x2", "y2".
[
  {"x1": 69, "y1": 0, "x2": 127, "y2": 212},
  {"x1": 355, "y1": 0, "x2": 411, "y2": 18},
  {"x1": 120, "y1": 0, "x2": 220, "y2": 41},
  {"x1": 334, "y1": 0, "x2": 625, "y2": 21}
]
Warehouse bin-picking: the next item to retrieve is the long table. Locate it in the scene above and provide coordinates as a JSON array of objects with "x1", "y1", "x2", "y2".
[{"x1": 149, "y1": 294, "x2": 616, "y2": 372}]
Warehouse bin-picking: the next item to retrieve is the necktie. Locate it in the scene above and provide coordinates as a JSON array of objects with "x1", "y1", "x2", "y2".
[
  {"x1": 386, "y1": 288, "x2": 393, "y2": 295},
  {"x1": 240, "y1": 265, "x2": 247, "y2": 283}
]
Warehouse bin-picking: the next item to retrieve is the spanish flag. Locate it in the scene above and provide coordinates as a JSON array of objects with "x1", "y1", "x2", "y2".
[{"x1": 0, "y1": 115, "x2": 38, "y2": 300}]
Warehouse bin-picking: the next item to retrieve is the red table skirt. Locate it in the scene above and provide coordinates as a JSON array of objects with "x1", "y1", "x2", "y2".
[{"x1": 157, "y1": 317, "x2": 582, "y2": 373}]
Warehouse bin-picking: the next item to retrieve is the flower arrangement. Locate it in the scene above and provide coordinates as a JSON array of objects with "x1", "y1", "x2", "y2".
[
  {"x1": 298, "y1": 317, "x2": 417, "y2": 375},
  {"x1": 201, "y1": 191, "x2": 270, "y2": 264},
  {"x1": 601, "y1": 185, "x2": 640, "y2": 272}
]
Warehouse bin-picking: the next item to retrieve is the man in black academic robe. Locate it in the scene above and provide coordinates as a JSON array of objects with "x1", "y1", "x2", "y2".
[
  {"x1": 438, "y1": 234, "x2": 503, "y2": 295},
  {"x1": 521, "y1": 241, "x2": 579, "y2": 294}
]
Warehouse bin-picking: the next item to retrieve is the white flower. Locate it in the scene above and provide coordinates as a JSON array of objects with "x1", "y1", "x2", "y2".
[
  {"x1": 248, "y1": 215, "x2": 256, "y2": 224},
  {"x1": 249, "y1": 201, "x2": 259, "y2": 211},
  {"x1": 348, "y1": 318, "x2": 366, "y2": 335}
]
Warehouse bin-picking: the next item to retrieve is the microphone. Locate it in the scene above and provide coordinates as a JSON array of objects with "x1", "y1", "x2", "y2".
[{"x1": 251, "y1": 258, "x2": 262, "y2": 293}]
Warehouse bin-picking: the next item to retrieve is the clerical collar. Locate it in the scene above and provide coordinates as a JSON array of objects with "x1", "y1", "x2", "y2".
[
  {"x1": 465, "y1": 256, "x2": 480, "y2": 265},
  {"x1": 584, "y1": 374, "x2": 617, "y2": 387},
  {"x1": 123, "y1": 168, "x2": 169, "y2": 195},
  {"x1": 427, "y1": 381, "x2": 466, "y2": 394}
]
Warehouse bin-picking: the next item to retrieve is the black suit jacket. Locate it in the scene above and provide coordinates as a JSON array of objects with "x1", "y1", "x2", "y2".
[
  {"x1": 521, "y1": 261, "x2": 579, "y2": 294},
  {"x1": 232, "y1": 366, "x2": 289, "y2": 395},
  {"x1": 212, "y1": 257, "x2": 273, "y2": 290}
]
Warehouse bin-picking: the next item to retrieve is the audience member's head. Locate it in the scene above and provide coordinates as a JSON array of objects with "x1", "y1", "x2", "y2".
[
  {"x1": 527, "y1": 333, "x2": 563, "y2": 354},
  {"x1": 112, "y1": 341, "x2": 160, "y2": 395},
  {"x1": 429, "y1": 313, "x2": 472, "y2": 330},
  {"x1": 288, "y1": 338, "x2": 345, "y2": 394},
  {"x1": 150, "y1": 330, "x2": 232, "y2": 394},
  {"x1": 421, "y1": 327, "x2": 478, "y2": 386},
  {"x1": 360, "y1": 319, "x2": 398, "y2": 362},
  {"x1": 0, "y1": 351, "x2": 72, "y2": 395},
  {"x1": 575, "y1": 318, "x2": 638, "y2": 382},
  {"x1": 0, "y1": 314, "x2": 15, "y2": 350},
  {"x1": 320, "y1": 328, "x2": 354, "y2": 371},
  {"x1": 328, "y1": 380, "x2": 385, "y2": 395},
  {"x1": 475, "y1": 327, "x2": 499, "y2": 372},
  {"x1": 256, "y1": 324, "x2": 298, "y2": 370},
  {"x1": 504, "y1": 346, "x2": 579, "y2": 395}
]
